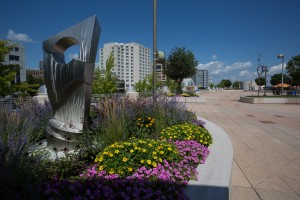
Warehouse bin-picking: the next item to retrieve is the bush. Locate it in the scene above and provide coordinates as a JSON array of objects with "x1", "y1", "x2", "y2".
[
  {"x1": 160, "y1": 123, "x2": 213, "y2": 146},
  {"x1": 93, "y1": 138, "x2": 181, "y2": 178}
]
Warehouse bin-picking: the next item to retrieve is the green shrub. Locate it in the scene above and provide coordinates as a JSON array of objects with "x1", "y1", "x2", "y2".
[
  {"x1": 94, "y1": 138, "x2": 181, "y2": 178},
  {"x1": 160, "y1": 123, "x2": 213, "y2": 146}
]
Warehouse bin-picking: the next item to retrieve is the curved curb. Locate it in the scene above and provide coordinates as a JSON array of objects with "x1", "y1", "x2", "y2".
[{"x1": 186, "y1": 117, "x2": 233, "y2": 200}]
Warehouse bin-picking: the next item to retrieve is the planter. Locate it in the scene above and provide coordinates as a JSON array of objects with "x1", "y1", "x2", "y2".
[{"x1": 186, "y1": 117, "x2": 233, "y2": 200}]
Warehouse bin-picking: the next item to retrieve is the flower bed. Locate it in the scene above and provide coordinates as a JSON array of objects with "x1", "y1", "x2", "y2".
[{"x1": 0, "y1": 96, "x2": 213, "y2": 199}]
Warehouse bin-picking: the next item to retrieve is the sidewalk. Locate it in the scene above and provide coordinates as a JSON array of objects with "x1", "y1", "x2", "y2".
[{"x1": 185, "y1": 90, "x2": 300, "y2": 200}]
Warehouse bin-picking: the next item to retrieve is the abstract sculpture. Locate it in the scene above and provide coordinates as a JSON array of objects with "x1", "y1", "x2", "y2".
[{"x1": 43, "y1": 16, "x2": 100, "y2": 150}]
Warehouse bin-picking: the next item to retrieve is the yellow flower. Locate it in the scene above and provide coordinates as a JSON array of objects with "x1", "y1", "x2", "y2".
[
  {"x1": 140, "y1": 159, "x2": 145, "y2": 164},
  {"x1": 103, "y1": 151, "x2": 109, "y2": 155},
  {"x1": 128, "y1": 167, "x2": 133, "y2": 172},
  {"x1": 94, "y1": 158, "x2": 99, "y2": 162},
  {"x1": 137, "y1": 118, "x2": 142, "y2": 121},
  {"x1": 153, "y1": 156, "x2": 158, "y2": 160},
  {"x1": 147, "y1": 160, "x2": 152, "y2": 165},
  {"x1": 99, "y1": 165, "x2": 104, "y2": 170},
  {"x1": 123, "y1": 157, "x2": 128, "y2": 162},
  {"x1": 152, "y1": 152, "x2": 157, "y2": 155},
  {"x1": 148, "y1": 117, "x2": 151, "y2": 120},
  {"x1": 159, "y1": 158, "x2": 162, "y2": 162},
  {"x1": 130, "y1": 149, "x2": 134, "y2": 153},
  {"x1": 167, "y1": 147, "x2": 172, "y2": 151},
  {"x1": 109, "y1": 169, "x2": 115, "y2": 174},
  {"x1": 115, "y1": 150, "x2": 120, "y2": 154},
  {"x1": 152, "y1": 162, "x2": 157, "y2": 167},
  {"x1": 160, "y1": 151, "x2": 164, "y2": 154},
  {"x1": 142, "y1": 149, "x2": 147, "y2": 153},
  {"x1": 109, "y1": 153, "x2": 113, "y2": 157},
  {"x1": 146, "y1": 124, "x2": 149, "y2": 128}
]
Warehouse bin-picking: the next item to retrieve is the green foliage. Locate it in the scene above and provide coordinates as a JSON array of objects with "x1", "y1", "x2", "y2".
[
  {"x1": 217, "y1": 79, "x2": 232, "y2": 88},
  {"x1": 209, "y1": 82, "x2": 215, "y2": 89},
  {"x1": 286, "y1": 55, "x2": 300, "y2": 86},
  {"x1": 166, "y1": 79, "x2": 178, "y2": 93},
  {"x1": 232, "y1": 81, "x2": 241, "y2": 89},
  {"x1": 270, "y1": 73, "x2": 291, "y2": 85},
  {"x1": 255, "y1": 77, "x2": 266, "y2": 86},
  {"x1": 94, "y1": 138, "x2": 181, "y2": 178},
  {"x1": 160, "y1": 123, "x2": 213, "y2": 147},
  {"x1": 85, "y1": 96, "x2": 133, "y2": 150},
  {"x1": 164, "y1": 47, "x2": 198, "y2": 94},
  {"x1": 0, "y1": 40, "x2": 13, "y2": 62},
  {"x1": 92, "y1": 52, "x2": 117, "y2": 94},
  {"x1": 42, "y1": 152, "x2": 86, "y2": 180},
  {"x1": 26, "y1": 74, "x2": 44, "y2": 95},
  {"x1": 0, "y1": 64, "x2": 20, "y2": 97}
]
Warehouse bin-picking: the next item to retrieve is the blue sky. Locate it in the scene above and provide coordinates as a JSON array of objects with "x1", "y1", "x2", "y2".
[{"x1": 1, "y1": 0, "x2": 299, "y2": 84}]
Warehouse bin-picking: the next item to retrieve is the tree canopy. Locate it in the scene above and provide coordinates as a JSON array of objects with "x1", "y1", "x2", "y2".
[
  {"x1": 255, "y1": 77, "x2": 266, "y2": 86},
  {"x1": 92, "y1": 52, "x2": 117, "y2": 94},
  {"x1": 232, "y1": 81, "x2": 241, "y2": 89},
  {"x1": 164, "y1": 47, "x2": 197, "y2": 94},
  {"x1": 286, "y1": 55, "x2": 300, "y2": 86},
  {"x1": 270, "y1": 73, "x2": 291, "y2": 86},
  {"x1": 218, "y1": 79, "x2": 232, "y2": 88}
]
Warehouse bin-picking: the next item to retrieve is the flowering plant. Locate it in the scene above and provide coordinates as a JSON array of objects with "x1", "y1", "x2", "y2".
[
  {"x1": 160, "y1": 123, "x2": 213, "y2": 146},
  {"x1": 180, "y1": 93, "x2": 190, "y2": 97},
  {"x1": 93, "y1": 138, "x2": 182, "y2": 178},
  {"x1": 133, "y1": 116, "x2": 155, "y2": 137}
]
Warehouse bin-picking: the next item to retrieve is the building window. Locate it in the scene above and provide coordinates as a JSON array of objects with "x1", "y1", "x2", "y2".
[
  {"x1": 14, "y1": 47, "x2": 19, "y2": 51},
  {"x1": 9, "y1": 55, "x2": 19, "y2": 61}
]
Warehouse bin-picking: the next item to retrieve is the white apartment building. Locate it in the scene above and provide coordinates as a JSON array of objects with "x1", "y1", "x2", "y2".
[
  {"x1": 2, "y1": 41, "x2": 26, "y2": 82},
  {"x1": 99, "y1": 42, "x2": 152, "y2": 89}
]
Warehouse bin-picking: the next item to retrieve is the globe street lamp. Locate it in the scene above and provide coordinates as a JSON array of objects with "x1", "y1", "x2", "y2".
[{"x1": 277, "y1": 54, "x2": 284, "y2": 97}]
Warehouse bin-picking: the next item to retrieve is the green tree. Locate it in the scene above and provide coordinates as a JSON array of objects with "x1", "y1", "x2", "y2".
[
  {"x1": 209, "y1": 82, "x2": 215, "y2": 89},
  {"x1": 286, "y1": 55, "x2": 300, "y2": 86},
  {"x1": 0, "y1": 40, "x2": 19, "y2": 97},
  {"x1": 164, "y1": 47, "x2": 198, "y2": 94},
  {"x1": 218, "y1": 79, "x2": 232, "y2": 88},
  {"x1": 134, "y1": 74, "x2": 161, "y2": 94},
  {"x1": 270, "y1": 73, "x2": 291, "y2": 86},
  {"x1": 0, "y1": 64, "x2": 20, "y2": 97},
  {"x1": 92, "y1": 52, "x2": 117, "y2": 94},
  {"x1": 232, "y1": 81, "x2": 241, "y2": 89},
  {"x1": 255, "y1": 77, "x2": 266, "y2": 86}
]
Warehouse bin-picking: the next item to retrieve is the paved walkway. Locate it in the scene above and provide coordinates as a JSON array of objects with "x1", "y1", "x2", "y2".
[{"x1": 185, "y1": 90, "x2": 300, "y2": 200}]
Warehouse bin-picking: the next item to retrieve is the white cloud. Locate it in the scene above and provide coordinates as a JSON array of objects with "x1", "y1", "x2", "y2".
[
  {"x1": 212, "y1": 55, "x2": 217, "y2": 60},
  {"x1": 268, "y1": 64, "x2": 286, "y2": 75},
  {"x1": 6, "y1": 29, "x2": 35, "y2": 43},
  {"x1": 198, "y1": 61, "x2": 252, "y2": 76},
  {"x1": 239, "y1": 70, "x2": 251, "y2": 77},
  {"x1": 69, "y1": 53, "x2": 79, "y2": 60}
]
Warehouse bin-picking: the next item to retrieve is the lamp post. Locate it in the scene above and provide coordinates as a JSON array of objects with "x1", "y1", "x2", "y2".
[
  {"x1": 277, "y1": 54, "x2": 284, "y2": 97},
  {"x1": 262, "y1": 65, "x2": 268, "y2": 96},
  {"x1": 152, "y1": 0, "x2": 157, "y2": 101}
]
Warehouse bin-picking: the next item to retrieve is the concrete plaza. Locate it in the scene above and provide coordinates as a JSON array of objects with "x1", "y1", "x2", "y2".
[{"x1": 186, "y1": 90, "x2": 300, "y2": 200}]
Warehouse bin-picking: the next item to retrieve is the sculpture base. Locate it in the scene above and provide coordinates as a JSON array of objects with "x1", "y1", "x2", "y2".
[{"x1": 46, "y1": 119, "x2": 81, "y2": 151}]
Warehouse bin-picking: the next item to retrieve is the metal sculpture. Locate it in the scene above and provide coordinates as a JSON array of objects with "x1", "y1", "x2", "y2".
[{"x1": 43, "y1": 16, "x2": 100, "y2": 150}]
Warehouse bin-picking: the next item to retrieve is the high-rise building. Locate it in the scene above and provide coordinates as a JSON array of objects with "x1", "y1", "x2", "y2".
[
  {"x1": 99, "y1": 42, "x2": 152, "y2": 89},
  {"x1": 192, "y1": 69, "x2": 210, "y2": 89},
  {"x1": 2, "y1": 41, "x2": 26, "y2": 82}
]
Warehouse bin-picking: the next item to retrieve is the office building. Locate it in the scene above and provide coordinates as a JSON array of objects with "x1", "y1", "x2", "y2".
[
  {"x1": 26, "y1": 69, "x2": 44, "y2": 79},
  {"x1": 1, "y1": 41, "x2": 26, "y2": 82},
  {"x1": 99, "y1": 42, "x2": 152, "y2": 89},
  {"x1": 192, "y1": 69, "x2": 210, "y2": 89}
]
